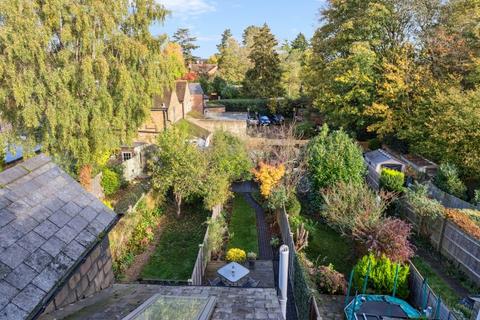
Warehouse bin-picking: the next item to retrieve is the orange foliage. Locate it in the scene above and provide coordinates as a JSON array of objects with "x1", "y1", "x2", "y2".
[
  {"x1": 182, "y1": 71, "x2": 198, "y2": 81},
  {"x1": 78, "y1": 164, "x2": 92, "y2": 192},
  {"x1": 445, "y1": 209, "x2": 480, "y2": 240},
  {"x1": 252, "y1": 162, "x2": 286, "y2": 197}
]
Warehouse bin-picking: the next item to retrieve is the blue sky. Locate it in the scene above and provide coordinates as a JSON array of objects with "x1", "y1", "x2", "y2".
[{"x1": 151, "y1": 0, "x2": 326, "y2": 58}]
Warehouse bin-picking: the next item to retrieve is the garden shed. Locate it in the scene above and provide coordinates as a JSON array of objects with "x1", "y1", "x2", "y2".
[{"x1": 364, "y1": 149, "x2": 406, "y2": 174}]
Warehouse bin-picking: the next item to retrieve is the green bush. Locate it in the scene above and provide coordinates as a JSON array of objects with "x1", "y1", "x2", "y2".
[
  {"x1": 435, "y1": 163, "x2": 467, "y2": 200},
  {"x1": 368, "y1": 138, "x2": 382, "y2": 150},
  {"x1": 307, "y1": 124, "x2": 366, "y2": 190},
  {"x1": 294, "y1": 121, "x2": 316, "y2": 139},
  {"x1": 208, "y1": 99, "x2": 268, "y2": 113},
  {"x1": 286, "y1": 194, "x2": 301, "y2": 216},
  {"x1": 380, "y1": 168, "x2": 405, "y2": 193},
  {"x1": 101, "y1": 167, "x2": 121, "y2": 196},
  {"x1": 353, "y1": 254, "x2": 410, "y2": 298}
]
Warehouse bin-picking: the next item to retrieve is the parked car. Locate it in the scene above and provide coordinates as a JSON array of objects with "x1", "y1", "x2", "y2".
[
  {"x1": 271, "y1": 114, "x2": 285, "y2": 125},
  {"x1": 247, "y1": 114, "x2": 259, "y2": 126},
  {"x1": 258, "y1": 116, "x2": 271, "y2": 126}
]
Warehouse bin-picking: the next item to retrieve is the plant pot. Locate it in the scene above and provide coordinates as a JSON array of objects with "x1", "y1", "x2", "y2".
[{"x1": 248, "y1": 260, "x2": 255, "y2": 269}]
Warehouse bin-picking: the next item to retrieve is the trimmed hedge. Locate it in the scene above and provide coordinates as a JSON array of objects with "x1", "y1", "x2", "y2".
[
  {"x1": 101, "y1": 168, "x2": 121, "y2": 196},
  {"x1": 207, "y1": 97, "x2": 310, "y2": 115}
]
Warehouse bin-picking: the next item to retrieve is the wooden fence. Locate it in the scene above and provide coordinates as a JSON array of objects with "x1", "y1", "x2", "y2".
[
  {"x1": 188, "y1": 204, "x2": 223, "y2": 286},
  {"x1": 409, "y1": 262, "x2": 461, "y2": 320},
  {"x1": 277, "y1": 208, "x2": 321, "y2": 320},
  {"x1": 366, "y1": 169, "x2": 480, "y2": 286}
]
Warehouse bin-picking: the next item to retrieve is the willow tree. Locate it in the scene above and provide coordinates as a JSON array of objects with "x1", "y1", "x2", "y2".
[{"x1": 0, "y1": 0, "x2": 180, "y2": 173}]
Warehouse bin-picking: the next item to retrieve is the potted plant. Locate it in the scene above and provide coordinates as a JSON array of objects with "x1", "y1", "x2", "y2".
[
  {"x1": 247, "y1": 252, "x2": 257, "y2": 268},
  {"x1": 270, "y1": 236, "x2": 280, "y2": 248}
]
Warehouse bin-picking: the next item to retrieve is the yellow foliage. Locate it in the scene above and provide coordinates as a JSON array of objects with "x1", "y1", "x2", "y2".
[
  {"x1": 252, "y1": 162, "x2": 286, "y2": 197},
  {"x1": 226, "y1": 248, "x2": 246, "y2": 263}
]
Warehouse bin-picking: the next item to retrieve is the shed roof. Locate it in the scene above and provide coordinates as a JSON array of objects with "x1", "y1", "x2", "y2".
[
  {"x1": 364, "y1": 149, "x2": 404, "y2": 167},
  {"x1": 0, "y1": 154, "x2": 116, "y2": 319}
]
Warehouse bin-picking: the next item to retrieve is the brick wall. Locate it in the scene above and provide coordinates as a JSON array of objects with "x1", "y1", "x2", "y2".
[{"x1": 41, "y1": 236, "x2": 114, "y2": 315}]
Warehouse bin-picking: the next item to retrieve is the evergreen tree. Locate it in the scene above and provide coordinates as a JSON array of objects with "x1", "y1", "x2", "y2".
[
  {"x1": 243, "y1": 24, "x2": 284, "y2": 98},
  {"x1": 217, "y1": 29, "x2": 233, "y2": 51},
  {"x1": 217, "y1": 36, "x2": 250, "y2": 84},
  {"x1": 291, "y1": 33, "x2": 309, "y2": 51},
  {"x1": 0, "y1": 0, "x2": 179, "y2": 173},
  {"x1": 172, "y1": 28, "x2": 199, "y2": 64}
]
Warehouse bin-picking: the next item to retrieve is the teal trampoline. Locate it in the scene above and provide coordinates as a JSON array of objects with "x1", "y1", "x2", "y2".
[{"x1": 344, "y1": 294, "x2": 422, "y2": 320}]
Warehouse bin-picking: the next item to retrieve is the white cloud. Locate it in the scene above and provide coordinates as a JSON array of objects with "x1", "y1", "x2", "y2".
[{"x1": 158, "y1": 0, "x2": 216, "y2": 17}]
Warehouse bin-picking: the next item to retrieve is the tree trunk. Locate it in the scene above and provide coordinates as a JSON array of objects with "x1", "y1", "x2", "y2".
[{"x1": 175, "y1": 193, "x2": 182, "y2": 217}]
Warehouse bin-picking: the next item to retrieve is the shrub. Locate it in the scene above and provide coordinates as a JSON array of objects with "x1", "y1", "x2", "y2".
[
  {"x1": 435, "y1": 163, "x2": 467, "y2": 200},
  {"x1": 321, "y1": 182, "x2": 386, "y2": 235},
  {"x1": 208, "y1": 99, "x2": 268, "y2": 113},
  {"x1": 226, "y1": 248, "x2": 247, "y2": 263},
  {"x1": 368, "y1": 138, "x2": 382, "y2": 150},
  {"x1": 461, "y1": 209, "x2": 480, "y2": 227},
  {"x1": 247, "y1": 252, "x2": 257, "y2": 260},
  {"x1": 353, "y1": 254, "x2": 410, "y2": 298},
  {"x1": 101, "y1": 167, "x2": 121, "y2": 196},
  {"x1": 380, "y1": 168, "x2": 405, "y2": 193},
  {"x1": 445, "y1": 209, "x2": 480, "y2": 240},
  {"x1": 353, "y1": 217, "x2": 415, "y2": 263},
  {"x1": 266, "y1": 185, "x2": 288, "y2": 210},
  {"x1": 473, "y1": 189, "x2": 480, "y2": 206},
  {"x1": 286, "y1": 194, "x2": 301, "y2": 216},
  {"x1": 404, "y1": 183, "x2": 444, "y2": 219},
  {"x1": 307, "y1": 124, "x2": 366, "y2": 190},
  {"x1": 206, "y1": 213, "x2": 228, "y2": 258},
  {"x1": 294, "y1": 121, "x2": 316, "y2": 138},
  {"x1": 317, "y1": 264, "x2": 347, "y2": 295},
  {"x1": 252, "y1": 162, "x2": 286, "y2": 198}
]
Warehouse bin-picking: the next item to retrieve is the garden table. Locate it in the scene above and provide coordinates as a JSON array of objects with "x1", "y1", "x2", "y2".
[{"x1": 217, "y1": 262, "x2": 250, "y2": 287}]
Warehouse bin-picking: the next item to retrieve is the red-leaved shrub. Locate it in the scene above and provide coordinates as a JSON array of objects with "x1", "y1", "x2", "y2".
[
  {"x1": 353, "y1": 217, "x2": 415, "y2": 263},
  {"x1": 317, "y1": 264, "x2": 347, "y2": 295}
]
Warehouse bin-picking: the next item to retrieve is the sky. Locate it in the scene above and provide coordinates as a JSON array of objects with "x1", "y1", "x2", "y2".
[{"x1": 151, "y1": 0, "x2": 326, "y2": 58}]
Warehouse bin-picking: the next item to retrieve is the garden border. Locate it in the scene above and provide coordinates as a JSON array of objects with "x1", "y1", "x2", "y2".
[{"x1": 188, "y1": 204, "x2": 223, "y2": 286}]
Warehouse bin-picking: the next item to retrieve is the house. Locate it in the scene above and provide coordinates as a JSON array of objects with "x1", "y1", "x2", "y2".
[
  {"x1": 189, "y1": 63, "x2": 218, "y2": 79},
  {"x1": 119, "y1": 142, "x2": 150, "y2": 182},
  {"x1": 137, "y1": 88, "x2": 183, "y2": 143},
  {"x1": 175, "y1": 80, "x2": 192, "y2": 118},
  {"x1": 189, "y1": 83, "x2": 205, "y2": 114},
  {"x1": 0, "y1": 154, "x2": 117, "y2": 319}
]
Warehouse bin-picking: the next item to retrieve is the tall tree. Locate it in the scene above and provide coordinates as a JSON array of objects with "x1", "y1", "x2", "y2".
[
  {"x1": 291, "y1": 33, "x2": 309, "y2": 51},
  {"x1": 0, "y1": 0, "x2": 177, "y2": 173},
  {"x1": 172, "y1": 28, "x2": 199, "y2": 64},
  {"x1": 242, "y1": 25, "x2": 262, "y2": 49},
  {"x1": 280, "y1": 44, "x2": 304, "y2": 98},
  {"x1": 217, "y1": 29, "x2": 233, "y2": 51},
  {"x1": 243, "y1": 24, "x2": 284, "y2": 98},
  {"x1": 217, "y1": 36, "x2": 250, "y2": 84}
]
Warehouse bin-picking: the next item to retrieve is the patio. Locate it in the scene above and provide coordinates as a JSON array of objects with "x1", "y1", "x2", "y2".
[{"x1": 204, "y1": 260, "x2": 275, "y2": 288}]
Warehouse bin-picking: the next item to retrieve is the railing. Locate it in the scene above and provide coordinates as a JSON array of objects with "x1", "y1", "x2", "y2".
[
  {"x1": 188, "y1": 204, "x2": 223, "y2": 286},
  {"x1": 277, "y1": 208, "x2": 321, "y2": 320}
]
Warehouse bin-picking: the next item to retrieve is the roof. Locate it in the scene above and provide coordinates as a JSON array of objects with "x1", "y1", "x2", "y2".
[
  {"x1": 175, "y1": 80, "x2": 189, "y2": 103},
  {"x1": 364, "y1": 149, "x2": 404, "y2": 167},
  {"x1": 190, "y1": 63, "x2": 218, "y2": 75},
  {"x1": 189, "y1": 83, "x2": 204, "y2": 95},
  {"x1": 153, "y1": 87, "x2": 180, "y2": 111},
  {"x1": 0, "y1": 154, "x2": 116, "y2": 319},
  {"x1": 39, "y1": 284, "x2": 284, "y2": 320}
]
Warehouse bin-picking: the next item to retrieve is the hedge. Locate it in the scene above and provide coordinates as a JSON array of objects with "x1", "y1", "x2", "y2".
[{"x1": 207, "y1": 97, "x2": 311, "y2": 115}]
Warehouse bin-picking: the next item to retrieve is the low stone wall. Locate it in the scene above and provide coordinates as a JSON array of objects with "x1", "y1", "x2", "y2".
[
  {"x1": 42, "y1": 236, "x2": 114, "y2": 315},
  {"x1": 186, "y1": 116, "x2": 247, "y2": 137}
]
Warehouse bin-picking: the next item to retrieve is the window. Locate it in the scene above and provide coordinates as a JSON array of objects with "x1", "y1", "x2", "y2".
[{"x1": 122, "y1": 152, "x2": 132, "y2": 162}]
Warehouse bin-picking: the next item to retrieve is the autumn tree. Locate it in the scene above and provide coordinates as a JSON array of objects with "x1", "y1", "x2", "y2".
[
  {"x1": 217, "y1": 35, "x2": 250, "y2": 84},
  {"x1": 253, "y1": 162, "x2": 286, "y2": 198},
  {"x1": 172, "y1": 28, "x2": 199, "y2": 64},
  {"x1": 243, "y1": 24, "x2": 284, "y2": 98},
  {"x1": 0, "y1": 0, "x2": 179, "y2": 174}
]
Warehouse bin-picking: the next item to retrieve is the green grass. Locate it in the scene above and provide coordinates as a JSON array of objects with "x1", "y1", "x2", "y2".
[
  {"x1": 176, "y1": 119, "x2": 210, "y2": 139},
  {"x1": 411, "y1": 257, "x2": 462, "y2": 311},
  {"x1": 140, "y1": 204, "x2": 209, "y2": 281},
  {"x1": 227, "y1": 194, "x2": 259, "y2": 254},
  {"x1": 304, "y1": 222, "x2": 355, "y2": 276}
]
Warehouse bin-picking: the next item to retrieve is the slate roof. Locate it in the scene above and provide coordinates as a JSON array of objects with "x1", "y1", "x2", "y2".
[
  {"x1": 189, "y1": 83, "x2": 204, "y2": 95},
  {"x1": 39, "y1": 284, "x2": 284, "y2": 320},
  {"x1": 0, "y1": 154, "x2": 116, "y2": 319}
]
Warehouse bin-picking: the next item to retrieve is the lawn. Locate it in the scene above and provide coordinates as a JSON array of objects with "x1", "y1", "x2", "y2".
[
  {"x1": 140, "y1": 203, "x2": 209, "y2": 281},
  {"x1": 227, "y1": 194, "x2": 259, "y2": 254},
  {"x1": 304, "y1": 222, "x2": 355, "y2": 276}
]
